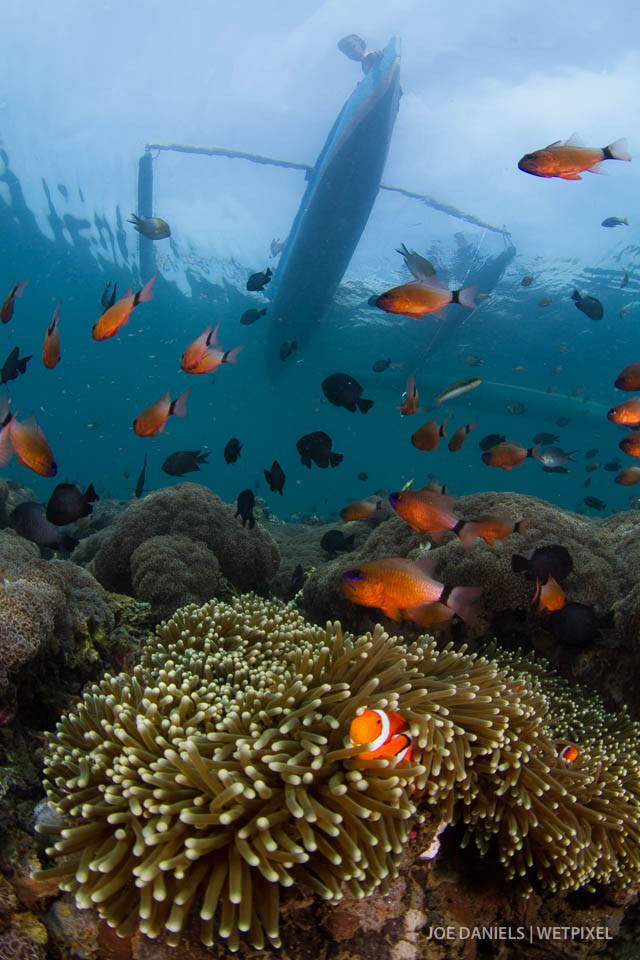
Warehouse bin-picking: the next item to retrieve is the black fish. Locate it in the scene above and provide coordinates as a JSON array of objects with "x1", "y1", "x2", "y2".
[
  {"x1": 571, "y1": 289, "x2": 603, "y2": 321},
  {"x1": 584, "y1": 448, "x2": 599, "y2": 459},
  {"x1": 264, "y1": 459, "x2": 285, "y2": 494},
  {"x1": 162, "y1": 450, "x2": 209, "y2": 476},
  {"x1": 46, "y1": 482, "x2": 98, "y2": 526},
  {"x1": 288, "y1": 563, "x2": 305, "y2": 597},
  {"x1": 279, "y1": 339, "x2": 297, "y2": 362},
  {"x1": 548, "y1": 601, "x2": 614, "y2": 648},
  {"x1": 320, "y1": 530, "x2": 355, "y2": 558},
  {"x1": 1, "y1": 346, "x2": 32, "y2": 385},
  {"x1": 224, "y1": 438, "x2": 242, "y2": 464},
  {"x1": 533, "y1": 432, "x2": 560, "y2": 445},
  {"x1": 479, "y1": 433, "x2": 506, "y2": 451},
  {"x1": 235, "y1": 489, "x2": 256, "y2": 529},
  {"x1": 521, "y1": 275, "x2": 534, "y2": 286},
  {"x1": 541, "y1": 465, "x2": 571, "y2": 474},
  {"x1": 357, "y1": 471, "x2": 368, "y2": 481},
  {"x1": 603, "y1": 460, "x2": 621, "y2": 472},
  {"x1": 584, "y1": 496, "x2": 606, "y2": 511},
  {"x1": 296, "y1": 431, "x2": 343, "y2": 469},
  {"x1": 511, "y1": 545, "x2": 573, "y2": 583},
  {"x1": 601, "y1": 217, "x2": 628, "y2": 228},
  {"x1": 100, "y1": 281, "x2": 117, "y2": 312},
  {"x1": 372, "y1": 358, "x2": 397, "y2": 373},
  {"x1": 11, "y1": 502, "x2": 78, "y2": 550},
  {"x1": 246, "y1": 268, "x2": 272, "y2": 292},
  {"x1": 321, "y1": 373, "x2": 374, "y2": 414},
  {"x1": 135, "y1": 454, "x2": 147, "y2": 498},
  {"x1": 240, "y1": 307, "x2": 267, "y2": 326}
]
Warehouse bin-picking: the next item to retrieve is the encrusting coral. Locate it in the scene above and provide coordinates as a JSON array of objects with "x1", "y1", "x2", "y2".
[{"x1": 38, "y1": 596, "x2": 640, "y2": 953}]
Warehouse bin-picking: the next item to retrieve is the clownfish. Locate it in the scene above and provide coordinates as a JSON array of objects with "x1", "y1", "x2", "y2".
[
  {"x1": 349, "y1": 708, "x2": 413, "y2": 762},
  {"x1": 557, "y1": 742, "x2": 579, "y2": 763}
]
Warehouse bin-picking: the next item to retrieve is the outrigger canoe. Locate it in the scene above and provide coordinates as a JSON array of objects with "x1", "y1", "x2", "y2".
[{"x1": 268, "y1": 36, "x2": 401, "y2": 370}]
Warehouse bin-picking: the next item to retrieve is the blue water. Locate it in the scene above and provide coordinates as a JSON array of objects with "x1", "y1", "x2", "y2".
[{"x1": 0, "y1": 8, "x2": 638, "y2": 522}]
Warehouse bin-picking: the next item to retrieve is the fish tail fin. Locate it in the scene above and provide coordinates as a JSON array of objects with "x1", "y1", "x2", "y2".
[
  {"x1": 197, "y1": 452, "x2": 210, "y2": 464},
  {"x1": 13, "y1": 280, "x2": 28, "y2": 299},
  {"x1": 266, "y1": 268, "x2": 273, "y2": 278},
  {"x1": 406, "y1": 601, "x2": 454, "y2": 629},
  {"x1": 357, "y1": 397, "x2": 374, "y2": 414},
  {"x1": 17, "y1": 355, "x2": 32, "y2": 374},
  {"x1": 458, "y1": 285, "x2": 478, "y2": 309},
  {"x1": 571, "y1": 289, "x2": 581, "y2": 301},
  {"x1": 604, "y1": 138, "x2": 631, "y2": 162},
  {"x1": 171, "y1": 389, "x2": 191, "y2": 418},
  {"x1": 528, "y1": 444, "x2": 542, "y2": 459},
  {"x1": 455, "y1": 520, "x2": 479, "y2": 552},
  {"x1": 223, "y1": 345, "x2": 244, "y2": 364},
  {"x1": 84, "y1": 482, "x2": 99, "y2": 503},
  {"x1": 329, "y1": 453, "x2": 344, "y2": 467},
  {"x1": 446, "y1": 586, "x2": 483, "y2": 627},
  {"x1": 134, "y1": 273, "x2": 157, "y2": 306},
  {"x1": 127, "y1": 213, "x2": 141, "y2": 226}
]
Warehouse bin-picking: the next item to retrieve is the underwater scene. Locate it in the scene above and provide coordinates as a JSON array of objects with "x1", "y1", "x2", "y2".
[{"x1": 2, "y1": 1, "x2": 640, "y2": 958}]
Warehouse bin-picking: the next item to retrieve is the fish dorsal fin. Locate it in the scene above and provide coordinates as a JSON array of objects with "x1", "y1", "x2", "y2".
[
  {"x1": 21, "y1": 414, "x2": 42, "y2": 435},
  {"x1": 411, "y1": 554, "x2": 440, "y2": 579},
  {"x1": 563, "y1": 132, "x2": 585, "y2": 147},
  {"x1": 545, "y1": 140, "x2": 563, "y2": 149}
]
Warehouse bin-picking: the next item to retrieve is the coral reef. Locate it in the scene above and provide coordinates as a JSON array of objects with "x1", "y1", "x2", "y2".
[
  {"x1": 130, "y1": 534, "x2": 221, "y2": 622},
  {"x1": 0, "y1": 530, "x2": 114, "y2": 707},
  {"x1": 88, "y1": 484, "x2": 279, "y2": 618},
  {"x1": 38, "y1": 596, "x2": 640, "y2": 955}
]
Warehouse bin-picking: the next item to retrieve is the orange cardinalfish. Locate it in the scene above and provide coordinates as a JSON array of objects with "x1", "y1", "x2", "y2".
[
  {"x1": 619, "y1": 432, "x2": 640, "y2": 458},
  {"x1": 411, "y1": 414, "x2": 450, "y2": 452},
  {"x1": 340, "y1": 496, "x2": 384, "y2": 521},
  {"x1": 180, "y1": 324, "x2": 243, "y2": 374},
  {"x1": 133, "y1": 389, "x2": 190, "y2": 437},
  {"x1": 518, "y1": 135, "x2": 630, "y2": 180},
  {"x1": 371, "y1": 278, "x2": 477, "y2": 320},
  {"x1": 607, "y1": 397, "x2": 640, "y2": 426},
  {"x1": 615, "y1": 361, "x2": 640, "y2": 391},
  {"x1": 92, "y1": 274, "x2": 156, "y2": 341},
  {"x1": 1, "y1": 280, "x2": 28, "y2": 324},
  {"x1": 615, "y1": 466, "x2": 640, "y2": 486},
  {"x1": 42, "y1": 302, "x2": 61, "y2": 369},
  {"x1": 482, "y1": 442, "x2": 541, "y2": 470},
  {"x1": 448, "y1": 421, "x2": 477, "y2": 452},
  {"x1": 389, "y1": 491, "x2": 524, "y2": 551},
  {"x1": 349, "y1": 708, "x2": 413, "y2": 762},
  {"x1": 398, "y1": 374, "x2": 419, "y2": 416},
  {"x1": 340, "y1": 556, "x2": 483, "y2": 628},
  {"x1": 0, "y1": 414, "x2": 57, "y2": 476},
  {"x1": 532, "y1": 575, "x2": 566, "y2": 613}
]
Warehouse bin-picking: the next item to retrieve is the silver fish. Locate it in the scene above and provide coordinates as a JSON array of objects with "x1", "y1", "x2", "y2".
[
  {"x1": 539, "y1": 446, "x2": 576, "y2": 468},
  {"x1": 434, "y1": 376, "x2": 482, "y2": 405},
  {"x1": 396, "y1": 243, "x2": 437, "y2": 282}
]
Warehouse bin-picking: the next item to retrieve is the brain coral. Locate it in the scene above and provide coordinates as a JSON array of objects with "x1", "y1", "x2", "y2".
[
  {"x1": 39, "y1": 596, "x2": 640, "y2": 952},
  {"x1": 90, "y1": 483, "x2": 279, "y2": 616},
  {"x1": 130, "y1": 534, "x2": 220, "y2": 622}
]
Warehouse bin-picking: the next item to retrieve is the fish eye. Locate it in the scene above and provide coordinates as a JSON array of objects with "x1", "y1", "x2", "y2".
[{"x1": 341, "y1": 568, "x2": 363, "y2": 581}]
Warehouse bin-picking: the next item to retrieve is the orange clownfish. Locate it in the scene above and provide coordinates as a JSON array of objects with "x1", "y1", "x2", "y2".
[
  {"x1": 398, "y1": 374, "x2": 419, "y2": 416},
  {"x1": 1, "y1": 280, "x2": 28, "y2": 324},
  {"x1": 92, "y1": 274, "x2": 156, "y2": 341},
  {"x1": 371, "y1": 278, "x2": 477, "y2": 320},
  {"x1": 349, "y1": 708, "x2": 413, "y2": 762},
  {"x1": 180, "y1": 323, "x2": 243, "y2": 374},
  {"x1": 0, "y1": 414, "x2": 57, "y2": 477},
  {"x1": 518, "y1": 136, "x2": 630, "y2": 181},
  {"x1": 133, "y1": 389, "x2": 190, "y2": 437},
  {"x1": 532, "y1": 575, "x2": 566, "y2": 613},
  {"x1": 556, "y1": 742, "x2": 579, "y2": 763},
  {"x1": 607, "y1": 397, "x2": 640, "y2": 426},
  {"x1": 481, "y1": 442, "x2": 541, "y2": 470},
  {"x1": 42, "y1": 302, "x2": 61, "y2": 369}
]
